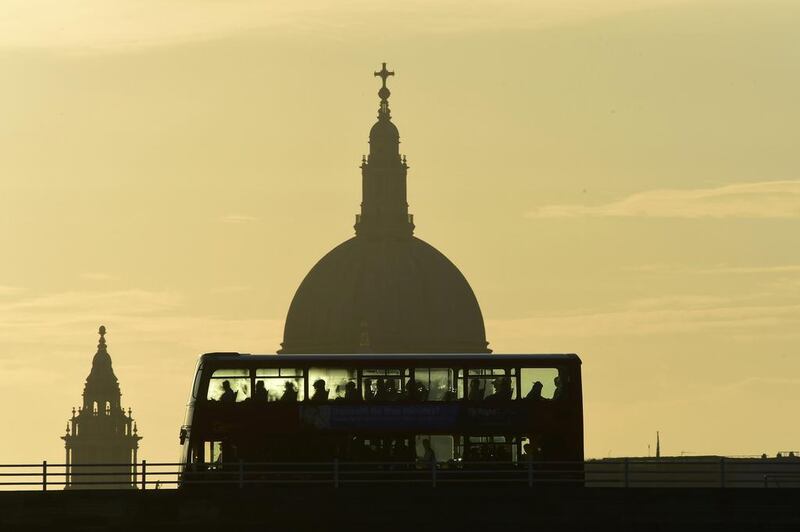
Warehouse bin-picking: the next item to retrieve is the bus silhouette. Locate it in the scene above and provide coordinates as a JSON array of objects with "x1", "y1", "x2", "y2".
[{"x1": 179, "y1": 353, "x2": 583, "y2": 486}]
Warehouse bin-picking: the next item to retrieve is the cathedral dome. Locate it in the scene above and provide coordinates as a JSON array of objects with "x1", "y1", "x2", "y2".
[{"x1": 281, "y1": 236, "x2": 489, "y2": 353}]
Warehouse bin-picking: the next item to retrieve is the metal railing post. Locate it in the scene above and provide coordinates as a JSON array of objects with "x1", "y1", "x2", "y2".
[
  {"x1": 42, "y1": 460, "x2": 47, "y2": 492},
  {"x1": 141, "y1": 460, "x2": 147, "y2": 491},
  {"x1": 333, "y1": 459, "x2": 339, "y2": 488},
  {"x1": 239, "y1": 460, "x2": 244, "y2": 488},
  {"x1": 431, "y1": 461, "x2": 437, "y2": 488},
  {"x1": 624, "y1": 458, "x2": 630, "y2": 488}
]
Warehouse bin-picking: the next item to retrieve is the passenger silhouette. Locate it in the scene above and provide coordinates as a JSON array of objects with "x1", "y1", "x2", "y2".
[
  {"x1": 525, "y1": 381, "x2": 544, "y2": 401},
  {"x1": 342, "y1": 381, "x2": 359, "y2": 401},
  {"x1": 364, "y1": 378, "x2": 375, "y2": 401},
  {"x1": 385, "y1": 378, "x2": 399, "y2": 400},
  {"x1": 280, "y1": 381, "x2": 298, "y2": 402},
  {"x1": 468, "y1": 379, "x2": 484, "y2": 401},
  {"x1": 502, "y1": 377, "x2": 513, "y2": 399},
  {"x1": 220, "y1": 380, "x2": 237, "y2": 404},
  {"x1": 253, "y1": 381, "x2": 268, "y2": 402},
  {"x1": 485, "y1": 377, "x2": 512, "y2": 401},
  {"x1": 311, "y1": 379, "x2": 329, "y2": 402},
  {"x1": 553, "y1": 375, "x2": 564, "y2": 400},
  {"x1": 374, "y1": 378, "x2": 389, "y2": 400},
  {"x1": 420, "y1": 438, "x2": 436, "y2": 466},
  {"x1": 405, "y1": 379, "x2": 424, "y2": 401},
  {"x1": 417, "y1": 381, "x2": 429, "y2": 401}
]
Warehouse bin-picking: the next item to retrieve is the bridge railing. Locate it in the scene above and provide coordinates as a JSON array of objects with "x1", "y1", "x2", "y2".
[{"x1": 1, "y1": 458, "x2": 800, "y2": 491}]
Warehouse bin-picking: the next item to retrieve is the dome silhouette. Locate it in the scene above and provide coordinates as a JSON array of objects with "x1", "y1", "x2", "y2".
[{"x1": 281, "y1": 237, "x2": 489, "y2": 353}]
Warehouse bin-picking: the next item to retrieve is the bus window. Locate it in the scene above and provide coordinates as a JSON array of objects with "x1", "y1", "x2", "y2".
[
  {"x1": 206, "y1": 369, "x2": 250, "y2": 402},
  {"x1": 203, "y1": 441, "x2": 222, "y2": 464},
  {"x1": 461, "y1": 436, "x2": 515, "y2": 462},
  {"x1": 308, "y1": 368, "x2": 358, "y2": 402},
  {"x1": 255, "y1": 368, "x2": 305, "y2": 402},
  {"x1": 414, "y1": 368, "x2": 456, "y2": 401},
  {"x1": 520, "y1": 368, "x2": 560, "y2": 400},
  {"x1": 362, "y1": 368, "x2": 406, "y2": 401},
  {"x1": 415, "y1": 435, "x2": 454, "y2": 464},
  {"x1": 465, "y1": 368, "x2": 517, "y2": 400}
]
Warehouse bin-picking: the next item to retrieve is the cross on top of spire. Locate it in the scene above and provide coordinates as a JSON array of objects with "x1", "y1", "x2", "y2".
[
  {"x1": 374, "y1": 62, "x2": 395, "y2": 118},
  {"x1": 374, "y1": 62, "x2": 394, "y2": 89}
]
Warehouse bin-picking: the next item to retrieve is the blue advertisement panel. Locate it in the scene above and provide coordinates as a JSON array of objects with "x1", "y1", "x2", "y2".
[{"x1": 300, "y1": 404, "x2": 461, "y2": 431}]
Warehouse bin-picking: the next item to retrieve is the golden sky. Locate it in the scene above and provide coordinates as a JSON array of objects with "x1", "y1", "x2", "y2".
[{"x1": 1, "y1": 0, "x2": 799, "y2": 464}]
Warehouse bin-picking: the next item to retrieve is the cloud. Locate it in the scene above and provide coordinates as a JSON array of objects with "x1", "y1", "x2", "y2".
[
  {"x1": 487, "y1": 296, "x2": 800, "y2": 341},
  {"x1": 220, "y1": 214, "x2": 258, "y2": 224},
  {"x1": 0, "y1": 0, "x2": 689, "y2": 52},
  {"x1": 628, "y1": 263, "x2": 800, "y2": 275},
  {"x1": 0, "y1": 288, "x2": 283, "y2": 357},
  {"x1": 526, "y1": 180, "x2": 800, "y2": 219}
]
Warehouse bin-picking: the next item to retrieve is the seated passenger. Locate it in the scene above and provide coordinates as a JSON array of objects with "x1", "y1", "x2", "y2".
[
  {"x1": 374, "y1": 378, "x2": 389, "y2": 401},
  {"x1": 279, "y1": 381, "x2": 298, "y2": 402},
  {"x1": 485, "y1": 377, "x2": 512, "y2": 401},
  {"x1": 384, "y1": 378, "x2": 399, "y2": 400},
  {"x1": 311, "y1": 379, "x2": 329, "y2": 402},
  {"x1": 419, "y1": 438, "x2": 436, "y2": 466},
  {"x1": 405, "y1": 379, "x2": 424, "y2": 401},
  {"x1": 525, "y1": 381, "x2": 544, "y2": 401},
  {"x1": 253, "y1": 381, "x2": 269, "y2": 402},
  {"x1": 342, "y1": 381, "x2": 360, "y2": 402},
  {"x1": 467, "y1": 379, "x2": 484, "y2": 401},
  {"x1": 363, "y1": 379, "x2": 375, "y2": 401},
  {"x1": 220, "y1": 380, "x2": 238, "y2": 404},
  {"x1": 418, "y1": 382, "x2": 429, "y2": 401},
  {"x1": 502, "y1": 377, "x2": 514, "y2": 400},
  {"x1": 553, "y1": 375, "x2": 565, "y2": 400},
  {"x1": 483, "y1": 377, "x2": 506, "y2": 400}
]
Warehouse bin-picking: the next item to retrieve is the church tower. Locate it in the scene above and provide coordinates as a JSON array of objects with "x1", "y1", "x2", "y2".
[
  {"x1": 280, "y1": 64, "x2": 490, "y2": 354},
  {"x1": 61, "y1": 326, "x2": 141, "y2": 489}
]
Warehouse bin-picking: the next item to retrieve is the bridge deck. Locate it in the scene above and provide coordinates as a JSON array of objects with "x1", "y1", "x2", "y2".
[{"x1": 1, "y1": 486, "x2": 798, "y2": 532}]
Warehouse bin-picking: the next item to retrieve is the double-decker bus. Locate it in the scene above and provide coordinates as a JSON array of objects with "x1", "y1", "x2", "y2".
[{"x1": 179, "y1": 353, "x2": 583, "y2": 483}]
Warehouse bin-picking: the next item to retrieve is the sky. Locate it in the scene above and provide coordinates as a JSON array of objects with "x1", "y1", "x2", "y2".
[{"x1": 0, "y1": 0, "x2": 799, "y2": 464}]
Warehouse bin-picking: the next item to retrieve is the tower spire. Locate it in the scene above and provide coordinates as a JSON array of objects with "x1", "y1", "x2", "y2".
[
  {"x1": 656, "y1": 431, "x2": 661, "y2": 458},
  {"x1": 97, "y1": 325, "x2": 107, "y2": 352},
  {"x1": 355, "y1": 62, "x2": 414, "y2": 238}
]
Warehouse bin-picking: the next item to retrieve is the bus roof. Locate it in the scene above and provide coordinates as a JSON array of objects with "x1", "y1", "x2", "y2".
[{"x1": 198, "y1": 352, "x2": 581, "y2": 364}]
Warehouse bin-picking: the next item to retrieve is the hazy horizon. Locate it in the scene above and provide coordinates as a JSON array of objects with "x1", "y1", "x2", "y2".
[{"x1": 1, "y1": 0, "x2": 799, "y2": 464}]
